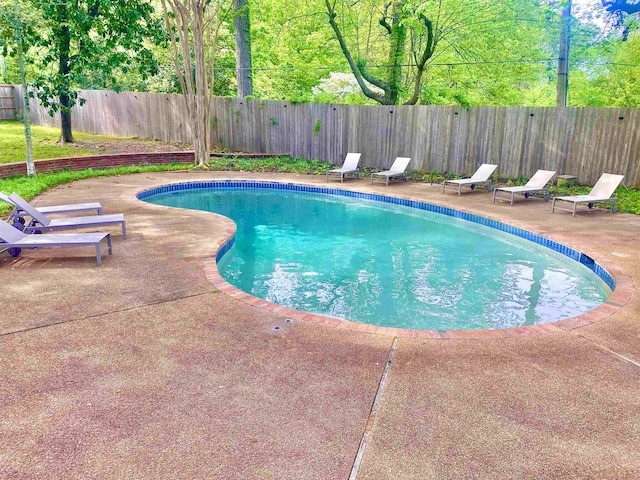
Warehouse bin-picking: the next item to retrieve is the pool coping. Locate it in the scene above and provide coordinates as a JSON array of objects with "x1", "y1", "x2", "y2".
[{"x1": 137, "y1": 180, "x2": 634, "y2": 339}]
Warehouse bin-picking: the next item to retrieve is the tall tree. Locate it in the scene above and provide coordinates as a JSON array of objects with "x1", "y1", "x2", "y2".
[
  {"x1": 324, "y1": 0, "x2": 545, "y2": 106},
  {"x1": 234, "y1": 0, "x2": 253, "y2": 97},
  {"x1": 161, "y1": 0, "x2": 231, "y2": 167},
  {"x1": 0, "y1": 0, "x2": 35, "y2": 176},
  {"x1": 29, "y1": 0, "x2": 162, "y2": 144},
  {"x1": 325, "y1": 0, "x2": 436, "y2": 105},
  {"x1": 556, "y1": 0, "x2": 572, "y2": 107}
]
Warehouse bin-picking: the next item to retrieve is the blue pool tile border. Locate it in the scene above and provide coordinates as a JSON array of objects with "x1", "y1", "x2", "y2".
[{"x1": 137, "y1": 180, "x2": 616, "y2": 291}]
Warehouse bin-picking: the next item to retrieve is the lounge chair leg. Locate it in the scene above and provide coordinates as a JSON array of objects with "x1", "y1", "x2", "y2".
[
  {"x1": 96, "y1": 245, "x2": 102, "y2": 266},
  {"x1": 107, "y1": 234, "x2": 113, "y2": 255},
  {"x1": 492, "y1": 189, "x2": 497, "y2": 202},
  {"x1": 511, "y1": 192, "x2": 514, "y2": 206},
  {"x1": 442, "y1": 182, "x2": 446, "y2": 194},
  {"x1": 551, "y1": 198, "x2": 556, "y2": 213},
  {"x1": 458, "y1": 184, "x2": 461, "y2": 196},
  {"x1": 386, "y1": 177, "x2": 389, "y2": 186},
  {"x1": 573, "y1": 203, "x2": 577, "y2": 217},
  {"x1": 122, "y1": 222, "x2": 127, "y2": 240}
]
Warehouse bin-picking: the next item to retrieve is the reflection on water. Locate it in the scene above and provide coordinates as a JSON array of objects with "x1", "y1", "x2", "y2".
[{"x1": 148, "y1": 188, "x2": 610, "y2": 330}]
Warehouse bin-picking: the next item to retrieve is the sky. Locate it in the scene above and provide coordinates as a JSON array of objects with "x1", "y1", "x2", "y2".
[{"x1": 573, "y1": 0, "x2": 608, "y2": 27}]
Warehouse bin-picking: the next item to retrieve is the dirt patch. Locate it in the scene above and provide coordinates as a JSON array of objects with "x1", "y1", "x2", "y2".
[{"x1": 70, "y1": 137, "x2": 194, "y2": 155}]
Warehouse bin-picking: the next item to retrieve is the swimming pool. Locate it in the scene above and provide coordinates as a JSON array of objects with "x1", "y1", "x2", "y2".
[{"x1": 139, "y1": 181, "x2": 612, "y2": 331}]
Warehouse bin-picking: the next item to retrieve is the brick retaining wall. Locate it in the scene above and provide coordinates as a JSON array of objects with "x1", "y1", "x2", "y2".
[{"x1": 0, "y1": 152, "x2": 287, "y2": 179}]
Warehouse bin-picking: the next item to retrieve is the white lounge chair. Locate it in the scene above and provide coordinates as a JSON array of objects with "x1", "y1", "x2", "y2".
[
  {"x1": 0, "y1": 220, "x2": 112, "y2": 265},
  {"x1": 552, "y1": 173, "x2": 624, "y2": 216},
  {"x1": 0, "y1": 192, "x2": 102, "y2": 228},
  {"x1": 8, "y1": 193, "x2": 127, "y2": 238},
  {"x1": 371, "y1": 157, "x2": 411, "y2": 186},
  {"x1": 326, "y1": 153, "x2": 361, "y2": 182},
  {"x1": 492, "y1": 170, "x2": 556, "y2": 205},
  {"x1": 442, "y1": 164, "x2": 498, "y2": 195}
]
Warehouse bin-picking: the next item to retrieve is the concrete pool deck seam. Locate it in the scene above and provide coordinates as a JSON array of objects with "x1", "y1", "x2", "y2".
[
  {"x1": 176, "y1": 179, "x2": 633, "y2": 339},
  {"x1": 349, "y1": 337, "x2": 399, "y2": 480},
  {"x1": 0, "y1": 290, "x2": 214, "y2": 338},
  {"x1": 576, "y1": 334, "x2": 640, "y2": 368}
]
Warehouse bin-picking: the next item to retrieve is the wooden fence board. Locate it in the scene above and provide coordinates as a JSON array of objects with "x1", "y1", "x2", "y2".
[
  {"x1": 0, "y1": 85, "x2": 16, "y2": 120},
  {"x1": 10, "y1": 86, "x2": 640, "y2": 187}
]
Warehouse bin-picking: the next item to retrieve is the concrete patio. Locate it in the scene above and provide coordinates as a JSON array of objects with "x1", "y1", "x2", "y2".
[{"x1": 1, "y1": 171, "x2": 639, "y2": 479}]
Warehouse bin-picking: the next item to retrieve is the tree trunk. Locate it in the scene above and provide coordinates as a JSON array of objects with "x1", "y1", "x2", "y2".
[
  {"x1": 234, "y1": 0, "x2": 253, "y2": 97},
  {"x1": 14, "y1": 0, "x2": 35, "y2": 176},
  {"x1": 556, "y1": 0, "x2": 571, "y2": 108},
  {"x1": 326, "y1": 0, "x2": 433, "y2": 105},
  {"x1": 324, "y1": 0, "x2": 389, "y2": 104},
  {"x1": 386, "y1": 1, "x2": 407, "y2": 105},
  {"x1": 57, "y1": 2, "x2": 74, "y2": 144},
  {"x1": 162, "y1": 0, "x2": 210, "y2": 167},
  {"x1": 387, "y1": 0, "x2": 407, "y2": 105},
  {"x1": 193, "y1": 4, "x2": 210, "y2": 168},
  {"x1": 59, "y1": 97, "x2": 74, "y2": 144}
]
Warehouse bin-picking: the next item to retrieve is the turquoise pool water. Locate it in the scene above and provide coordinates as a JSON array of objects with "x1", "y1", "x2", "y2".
[{"x1": 143, "y1": 185, "x2": 610, "y2": 330}]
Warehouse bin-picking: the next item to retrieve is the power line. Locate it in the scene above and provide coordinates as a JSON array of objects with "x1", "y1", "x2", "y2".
[
  {"x1": 219, "y1": 58, "x2": 556, "y2": 71},
  {"x1": 216, "y1": 59, "x2": 640, "y2": 73},
  {"x1": 596, "y1": 61, "x2": 640, "y2": 67}
]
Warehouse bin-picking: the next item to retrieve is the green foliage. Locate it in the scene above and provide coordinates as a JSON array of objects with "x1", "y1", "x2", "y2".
[
  {"x1": 206, "y1": 156, "x2": 331, "y2": 174},
  {"x1": 570, "y1": 30, "x2": 640, "y2": 107},
  {"x1": 3, "y1": 0, "x2": 640, "y2": 109},
  {"x1": 548, "y1": 182, "x2": 640, "y2": 214},
  {"x1": 313, "y1": 119, "x2": 321, "y2": 136},
  {"x1": 23, "y1": 0, "x2": 164, "y2": 138},
  {"x1": 614, "y1": 186, "x2": 640, "y2": 214}
]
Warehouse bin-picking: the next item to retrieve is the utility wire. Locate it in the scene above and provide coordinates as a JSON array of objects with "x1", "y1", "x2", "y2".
[
  {"x1": 216, "y1": 59, "x2": 640, "y2": 72},
  {"x1": 218, "y1": 58, "x2": 556, "y2": 71}
]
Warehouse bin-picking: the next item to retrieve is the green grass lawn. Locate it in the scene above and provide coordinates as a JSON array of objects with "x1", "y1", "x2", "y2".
[{"x1": 0, "y1": 121, "x2": 111, "y2": 163}]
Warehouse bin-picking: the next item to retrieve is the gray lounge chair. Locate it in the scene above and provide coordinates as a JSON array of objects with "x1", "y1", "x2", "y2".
[
  {"x1": 442, "y1": 164, "x2": 498, "y2": 195},
  {"x1": 0, "y1": 192, "x2": 102, "y2": 227},
  {"x1": 371, "y1": 157, "x2": 411, "y2": 186},
  {"x1": 492, "y1": 169, "x2": 556, "y2": 205},
  {"x1": 552, "y1": 173, "x2": 624, "y2": 216},
  {"x1": 326, "y1": 153, "x2": 361, "y2": 182},
  {"x1": 8, "y1": 193, "x2": 126, "y2": 238},
  {"x1": 0, "y1": 220, "x2": 112, "y2": 265}
]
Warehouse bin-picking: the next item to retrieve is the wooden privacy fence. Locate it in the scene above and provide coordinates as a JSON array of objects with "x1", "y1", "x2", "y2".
[
  {"x1": 13, "y1": 87, "x2": 640, "y2": 187},
  {"x1": 0, "y1": 85, "x2": 16, "y2": 120}
]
